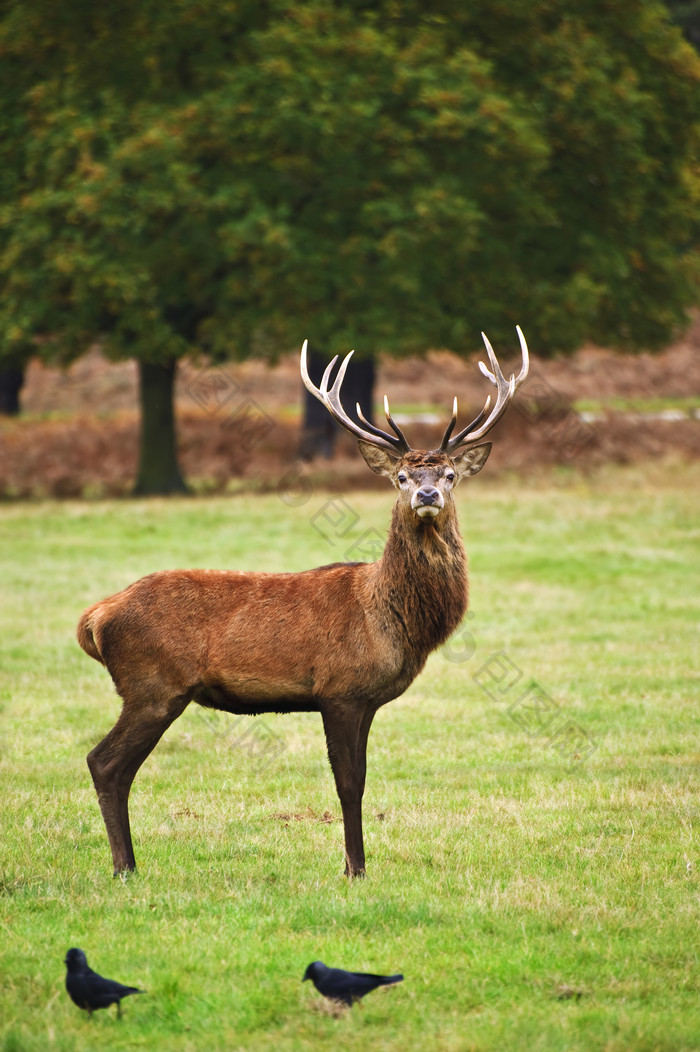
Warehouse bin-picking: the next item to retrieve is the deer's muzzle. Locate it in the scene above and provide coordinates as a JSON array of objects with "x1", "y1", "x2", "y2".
[{"x1": 411, "y1": 486, "x2": 444, "y2": 519}]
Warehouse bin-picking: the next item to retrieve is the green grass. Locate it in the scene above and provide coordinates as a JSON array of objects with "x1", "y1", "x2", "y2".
[
  {"x1": 1, "y1": 463, "x2": 699, "y2": 1051},
  {"x1": 573, "y1": 395, "x2": 700, "y2": 415}
]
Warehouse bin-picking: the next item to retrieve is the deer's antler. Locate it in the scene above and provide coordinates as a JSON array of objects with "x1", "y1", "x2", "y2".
[
  {"x1": 440, "y1": 327, "x2": 529, "y2": 454},
  {"x1": 300, "y1": 340, "x2": 410, "y2": 455}
]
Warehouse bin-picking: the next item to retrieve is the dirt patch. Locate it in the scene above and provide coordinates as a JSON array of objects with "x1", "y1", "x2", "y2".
[
  {"x1": 269, "y1": 808, "x2": 340, "y2": 825},
  {"x1": 2, "y1": 318, "x2": 699, "y2": 497}
]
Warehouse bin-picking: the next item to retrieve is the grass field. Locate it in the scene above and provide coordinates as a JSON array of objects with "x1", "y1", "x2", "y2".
[{"x1": 1, "y1": 462, "x2": 699, "y2": 1051}]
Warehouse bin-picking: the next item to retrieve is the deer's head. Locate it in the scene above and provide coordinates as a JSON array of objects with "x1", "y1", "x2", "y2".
[
  {"x1": 301, "y1": 329, "x2": 529, "y2": 526},
  {"x1": 354, "y1": 445, "x2": 491, "y2": 524}
]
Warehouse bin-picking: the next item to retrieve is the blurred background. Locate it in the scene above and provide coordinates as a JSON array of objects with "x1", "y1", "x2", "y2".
[{"x1": 1, "y1": 0, "x2": 699, "y2": 497}]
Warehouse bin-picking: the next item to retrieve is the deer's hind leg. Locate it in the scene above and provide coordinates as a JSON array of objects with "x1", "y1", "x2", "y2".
[{"x1": 87, "y1": 692, "x2": 190, "y2": 874}]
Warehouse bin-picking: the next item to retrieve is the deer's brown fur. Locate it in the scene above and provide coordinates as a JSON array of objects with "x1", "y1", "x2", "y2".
[
  {"x1": 78, "y1": 331, "x2": 528, "y2": 878},
  {"x1": 77, "y1": 444, "x2": 487, "y2": 877}
]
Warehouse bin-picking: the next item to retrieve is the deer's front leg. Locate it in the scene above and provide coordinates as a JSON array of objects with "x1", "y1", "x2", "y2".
[{"x1": 321, "y1": 705, "x2": 376, "y2": 877}]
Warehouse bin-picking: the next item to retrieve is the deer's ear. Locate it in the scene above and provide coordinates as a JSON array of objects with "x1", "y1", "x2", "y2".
[
  {"x1": 357, "y1": 441, "x2": 399, "y2": 479},
  {"x1": 452, "y1": 443, "x2": 491, "y2": 481}
]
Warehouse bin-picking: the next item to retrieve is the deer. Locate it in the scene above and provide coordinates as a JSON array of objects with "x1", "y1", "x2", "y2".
[{"x1": 77, "y1": 328, "x2": 529, "y2": 878}]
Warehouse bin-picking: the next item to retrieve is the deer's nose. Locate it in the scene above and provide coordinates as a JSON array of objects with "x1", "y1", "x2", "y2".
[
  {"x1": 416, "y1": 487, "x2": 440, "y2": 505},
  {"x1": 411, "y1": 486, "x2": 445, "y2": 518}
]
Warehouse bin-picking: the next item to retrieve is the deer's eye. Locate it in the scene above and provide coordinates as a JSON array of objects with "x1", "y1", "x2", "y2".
[
  {"x1": 445, "y1": 471, "x2": 455, "y2": 483},
  {"x1": 397, "y1": 473, "x2": 408, "y2": 485}
]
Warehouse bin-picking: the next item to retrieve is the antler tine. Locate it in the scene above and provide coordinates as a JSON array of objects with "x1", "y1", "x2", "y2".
[
  {"x1": 355, "y1": 395, "x2": 410, "y2": 450},
  {"x1": 479, "y1": 325, "x2": 529, "y2": 389},
  {"x1": 478, "y1": 330, "x2": 505, "y2": 386},
  {"x1": 442, "y1": 328, "x2": 529, "y2": 455},
  {"x1": 320, "y1": 353, "x2": 343, "y2": 396},
  {"x1": 440, "y1": 397, "x2": 459, "y2": 447},
  {"x1": 300, "y1": 341, "x2": 410, "y2": 455},
  {"x1": 440, "y1": 395, "x2": 494, "y2": 451}
]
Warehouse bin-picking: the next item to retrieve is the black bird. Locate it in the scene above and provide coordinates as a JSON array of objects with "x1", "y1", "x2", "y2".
[
  {"x1": 64, "y1": 948, "x2": 144, "y2": 1018},
  {"x1": 302, "y1": 960, "x2": 403, "y2": 1007}
]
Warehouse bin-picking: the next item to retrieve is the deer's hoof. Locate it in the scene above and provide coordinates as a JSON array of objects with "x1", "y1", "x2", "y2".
[
  {"x1": 112, "y1": 866, "x2": 137, "y2": 880},
  {"x1": 344, "y1": 865, "x2": 366, "y2": 879}
]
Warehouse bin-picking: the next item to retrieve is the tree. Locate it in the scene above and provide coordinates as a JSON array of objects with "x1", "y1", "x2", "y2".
[
  {"x1": 667, "y1": 0, "x2": 700, "y2": 48},
  {"x1": 1, "y1": 1, "x2": 699, "y2": 488},
  {"x1": 0, "y1": 365, "x2": 24, "y2": 415}
]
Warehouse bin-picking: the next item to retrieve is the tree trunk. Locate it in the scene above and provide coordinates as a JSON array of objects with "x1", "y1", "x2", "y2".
[
  {"x1": 133, "y1": 359, "x2": 189, "y2": 495},
  {"x1": 0, "y1": 366, "x2": 25, "y2": 415},
  {"x1": 298, "y1": 347, "x2": 376, "y2": 460}
]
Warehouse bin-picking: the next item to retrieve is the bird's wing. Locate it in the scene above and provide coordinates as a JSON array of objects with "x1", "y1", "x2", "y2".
[
  {"x1": 347, "y1": 973, "x2": 390, "y2": 994},
  {"x1": 315, "y1": 967, "x2": 355, "y2": 1003},
  {"x1": 316, "y1": 966, "x2": 402, "y2": 1003},
  {"x1": 347, "y1": 971, "x2": 403, "y2": 995},
  {"x1": 84, "y1": 972, "x2": 139, "y2": 1004},
  {"x1": 319, "y1": 968, "x2": 373, "y2": 1002}
]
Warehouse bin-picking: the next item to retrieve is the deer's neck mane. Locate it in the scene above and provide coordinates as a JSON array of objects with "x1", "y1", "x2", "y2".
[{"x1": 373, "y1": 502, "x2": 468, "y2": 656}]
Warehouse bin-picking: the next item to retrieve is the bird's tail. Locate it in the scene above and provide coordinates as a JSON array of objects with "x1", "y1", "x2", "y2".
[{"x1": 381, "y1": 974, "x2": 403, "y2": 986}]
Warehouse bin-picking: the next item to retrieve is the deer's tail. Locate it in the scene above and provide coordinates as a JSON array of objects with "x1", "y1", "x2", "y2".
[{"x1": 76, "y1": 608, "x2": 105, "y2": 665}]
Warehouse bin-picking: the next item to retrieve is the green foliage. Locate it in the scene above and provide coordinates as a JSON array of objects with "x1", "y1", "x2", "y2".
[
  {"x1": 667, "y1": 0, "x2": 700, "y2": 48},
  {"x1": 1, "y1": 0, "x2": 699, "y2": 368},
  {"x1": 1, "y1": 465, "x2": 699, "y2": 1049}
]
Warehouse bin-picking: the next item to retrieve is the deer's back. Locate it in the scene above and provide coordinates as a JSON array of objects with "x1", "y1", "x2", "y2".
[{"x1": 77, "y1": 564, "x2": 411, "y2": 709}]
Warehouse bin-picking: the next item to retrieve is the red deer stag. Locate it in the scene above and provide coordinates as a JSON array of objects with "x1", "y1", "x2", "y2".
[{"x1": 77, "y1": 329, "x2": 529, "y2": 877}]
